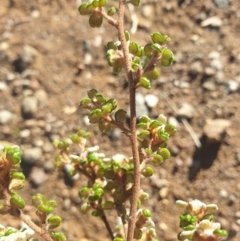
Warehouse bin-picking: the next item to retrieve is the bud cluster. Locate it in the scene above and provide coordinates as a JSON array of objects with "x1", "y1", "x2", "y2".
[{"x1": 176, "y1": 200, "x2": 228, "y2": 241}]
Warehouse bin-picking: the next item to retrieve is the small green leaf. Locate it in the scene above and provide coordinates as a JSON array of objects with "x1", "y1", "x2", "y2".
[
  {"x1": 142, "y1": 209, "x2": 152, "y2": 217},
  {"x1": 124, "y1": 30, "x2": 130, "y2": 41},
  {"x1": 91, "y1": 210, "x2": 104, "y2": 217},
  {"x1": 50, "y1": 231, "x2": 66, "y2": 241},
  {"x1": 129, "y1": 41, "x2": 139, "y2": 55},
  {"x1": 79, "y1": 97, "x2": 93, "y2": 109},
  {"x1": 151, "y1": 43, "x2": 162, "y2": 53},
  {"x1": 106, "y1": 99, "x2": 117, "y2": 110},
  {"x1": 98, "y1": 120, "x2": 112, "y2": 133},
  {"x1": 138, "y1": 130, "x2": 150, "y2": 138},
  {"x1": 10, "y1": 193, "x2": 25, "y2": 209},
  {"x1": 151, "y1": 32, "x2": 165, "y2": 44},
  {"x1": 87, "y1": 89, "x2": 98, "y2": 99},
  {"x1": 144, "y1": 43, "x2": 152, "y2": 58},
  {"x1": 89, "y1": 109, "x2": 103, "y2": 123}
]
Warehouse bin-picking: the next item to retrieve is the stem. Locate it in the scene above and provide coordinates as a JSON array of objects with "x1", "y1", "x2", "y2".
[
  {"x1": 101, "y1": 213, "x2": 114, "y2": 240},
  {"x1": 118, "y1": 1, "x2": 140, "y2": 241}
]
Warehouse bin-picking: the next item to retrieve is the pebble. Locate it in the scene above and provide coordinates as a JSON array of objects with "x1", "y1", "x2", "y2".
[
  {"x1": 0, "y1": 81, "x2": 8, "y2": 91},
  {"x1": 19, "y1": 129, "x2": 31, "y2": 138},
  {"x1": 219, "y1": 189, "x2": 228, "y2": 199},
  {"x1": 213, "y1": 0, "x2": 229, "y2": 8},
  {"x1": 22, "y1": 147, "x2": 43, "y2": 165},
  {"x1": 203, "y1": 119, "x2": 231, "y2": 143},
  {"x1": 0, "y1": 110, "x2": 13, "y2": 124},
  {"x1": 211, "y1": 59, "x2": 222, "y2": 71},
  {"x1": 203, "y1": 81, "x2": 216, "y2": 91},
  {"x1": 144, "y1": 94, "x2": 159, "y2": 108},
  {"x1": 159, "y1": 187, "x2": 169, "y2": 199},
  {"x1": 30, "y1": 167, "x2": 48, "y2": 187},
  {"x1": 208, "y1": 51, "x2": 221, "y2": 60},
  {"x1": 21, "y1": 95, "x2": 38, "y2": 118},
  {"x1": 189, "y1": 61, "x2": 203, "y2": 75},
  {"x1": 177, "y1": 102, "x2": 195, "y2": 119},
  {"x1": 84, "y1": 53, "x2": 92, "y2": 65},
  {"x1": 63, "y1": 198, "x2": 72, "y2": 211},
  {"x1": 43, "y1": 160, "x2": 55, "y2": 172},
  {"x1": 35, "y1": 89, "x2": 48, "y2": 106},
  {"x1": 201, "y1": 16, "x2": 222, "y2": 28},
  {"x1": 109, "y1": 128, "x2": 121, "y2": 141},
  {"x1": 225, "y1": 80, "x2": 239, "y2": 93}
]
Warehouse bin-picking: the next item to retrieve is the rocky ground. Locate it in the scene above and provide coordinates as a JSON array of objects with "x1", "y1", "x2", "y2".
[{"x1": 0, "y1": 0, "x2": 240, "y2": 240}]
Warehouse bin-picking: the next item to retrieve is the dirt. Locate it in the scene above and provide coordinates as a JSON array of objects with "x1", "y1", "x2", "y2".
[{"x1": 0, "y1": 0, "x2": 240, "y2": 241}]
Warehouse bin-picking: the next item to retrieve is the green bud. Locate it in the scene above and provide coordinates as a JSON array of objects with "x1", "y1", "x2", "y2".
[
  {"x1": 149, "y1": 120, "x2": 161, "y2": 130},
  {"x1": 137, "y1": 122, "x2": 148, "y2": 129},
  {"x1": 10, "y1": 193, "x2": 25, "y2": 209},
  {"x1": 124, "y1": 30, "x2": 130, "y2": 41},
  {"x1": 69, "y1": 134, "x2": 81, "y2": 144},
  {"x1": 151, "y1": 32, "x2": 166, "y2": 44},
  {"x1": 144, "y1": 43, "x2": 153, "y2": 58},
  {"x1": 89, "y1": 14, "x2": 103, "y2": 28},
  {"x1": 38, "y1": 203, "x2": 54, "y2": 214},
  {"x1": 101, "y1": 103, "x2": 113, "y2": 114},
  {"x1": 151, "y1": 43, "x2": 162, "y2": 53},
  {"x1": 107, "y1": 41, "x2": 117, "y2": 50},
  {"x1": 79, "y1": 97, "x2": 94, "y2": 109},
  {"x1": 161, "y1": 49, "x2": 174, "y2": 66},
  {"x1": 157, "y1": 129, "x2": 169, "y2": 141},
  {"x1": 129, "y1": 0, "x2": 140, "y2": 7},
  {"x1": 134, "y1": 228, "x2": 142, "y2": 239},
  {"x1": 157, "y1": 114, "x2": 167, "y2": 124},
  {"x1": 81, "y1": 203, "x2": 91, "y2": 214},
  {"x1": 57, "y1": 141, "x2": 69, "y2": 150},
  {"x1": 47, "y1": 215, "x2": 62, "y2": 229},
  {"x1": 101, "y1": 201, "x2": 115, "y2": 210},
  {"x1": 107, "y1": 7, "x2": 116, "y2": 16},
  {"x1": 32, "y1": 193, "x2": 45, "y2": 207},
  {"x1": 139, "y1": 115, "x2": 151, "y2": 123},
  {"x1": 87, "y1": 89, "x2": 98, "y2": 99},
  {"x1": 99, "y1": 0, "x2": 107, "y2": 7},
  {"x1": 151, "y1": 154, "x2": 163, "y2": 165},
  {"x1": 79, "y1": 187, "x2": 91, "y2": 198},
  {"x1": 95, "y1": 93, "x2": 106, "y2": 105},
  {"x1": 87, "y1": 3, "x2": 95, "y2": 11},
  {"x1": 183, "y1": 225, "x2": 195, "y2": 231},
  {"x1": 157, "y1": 148, "x2": 171, "y2": 160},
  {"x1": 144, "y1": 68, "x2": 159, "y2": 81},
  {"x1": 91, "y1": 210, "x2": 103, "y2": 217},
  {"x1": 6, "y1": 149, "x2": 22, "y2": 165},
  {"x1": 92, "y1": 0, "x2": 100, "y2": 8},
  {"x1": 164, "y1": 124, "x2": 177, "y2": 135},
  {"x1": 113, "y1": 63, "x2": 122, "y2": 73},
  {"x1": 98, "y1": 120, "x2": 112, "y2": 133},
  {"x1": 94, "y1": 187, "x2": 104, "y2": 199},
  {"x1": 89, "y1": 109, "x2": 103, "y2": 123},
  {"x1": 78, "y1": 3, "x2": 91, "y2": 15},
  {"x1": 113, "y1": 238, "x2": 124, "y2": 241},
  {"x1": 5, "y1": 229, "x2": 17, "y2": 236},
  {"x1": 142, "y1": 209, "x2": 152, "y2": 217},
  {"x1": 141, "y1": 166, "x2": 154, "y2": 177},
  {"x1": 9, "y1": 175, "x2": 25, "y2": 190},
  {"x1": 213, "y1": 229, "x2": 228, "y2": 237},
  {"x1": 115, "y1": 109, "x2": 127, "y2": 122},
  {"x1": 129, "y1": 41, "x2": 139, "y2": 55},
  {"x1": 139, "y1": 77, "x2": 151, "y2": 89},
  {"x1": 11, "y1": 172, "x2": 25, "y2": 180},
  {"x1": 106, "y1": 99, "x2": 117, "y2": 110},
  {"x1": 50, "y1": 232, "x2": 66, "y2": 241},
  {"x1": 138, "y1": 130, "x2": 150, "y2": 138},
  {"x1": 135, "y1": 46, "x2": 143, "y2": 57}
]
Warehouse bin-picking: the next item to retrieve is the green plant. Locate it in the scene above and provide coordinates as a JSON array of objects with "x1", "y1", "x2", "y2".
[{"x1": 0, "y1": 1, "x2": 228, "y2": 241}]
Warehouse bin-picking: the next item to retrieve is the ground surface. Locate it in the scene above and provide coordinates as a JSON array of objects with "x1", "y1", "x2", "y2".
[{"x1": 0, "y1": 0, "x2": 240, "y2": 240}]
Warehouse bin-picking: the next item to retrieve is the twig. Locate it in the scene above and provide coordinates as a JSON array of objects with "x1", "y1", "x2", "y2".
[{"x1": 118, "y1": 2, "x2": 140, "y2": 241}]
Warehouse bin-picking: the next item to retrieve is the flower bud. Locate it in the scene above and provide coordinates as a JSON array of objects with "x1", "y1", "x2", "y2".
[
  {"x1": 129, "y1": 41, "x2": 139, "y2": 55},
  {"x1": 129, "y1": 0, "x2": 140, "y2": 6},
  {"x1": 157, "y1": 148, "x2": 171, "y2": 160},
  {"x1": 87, "y1": 88, "x2": 98, "y2": 99},
  {"x1": 69, "y1": 134, "x2": 81, "y2": 144},
  {"x1": 32, "y1": 193, "x2": 45, "y2": 207},
  {"x1": 115, "y1": 109, "x2": 127, "y2": 122},
  {"x1": 10, "y1": 193, "x2": 25, "y2": 209},
  {"x1": 164, "y1": 124, "x2": 177, "y2": 135},
  {"x1": 99, "y1": 0, "x2": 107, "y2": 7},
  {"x1": 141, "y1": 166, "x2": 154, "y2": 177},
  {"x1": 98, "y1": 120, "x2": 112, "y2": 133},
  {"x1": 124, "y1": 30, "x2": 130, "y2": 41},
  {"x1": 107, "y1": 7, "x2": 116, "y2": 16},
  {"x1": 81, "y1": 203, "x2": 91, "y2": 214},
  {"x1": 89, "y1": 109, "x2": 103, "y2": 123},
  {"x1": 134, "y1": 228, "x2": 142, "y2": 239},
  {"x1": 89, "y1": 14, "x2": 103, "y2": 28},
  {"x1": 144, "y1": 68, "x2": 159, "y2": 81},
  {"x1": 92, "y1": 0, "x2": 100, "y2": 7},
  {"x1": 107, "y1": 41, "x2": 117, "y2": 50},
  {"x1": 78, "y1": 3, "x2": 91, "y2": 15},
  {"x1": 101, "y1": 201, "x2": 115, "y2": 210},
  {"x1": 79, "y1": 97, "x2": 94, "y2": 109},
  {"x1": 149, "y1": 120, "x2": 161, "y2": 130},
  {"x1": 139, "y1": 77, "x2": 151, "y2": 89},
  {"x1": 138, "y1": 130, "x2": 150, "y2": 138},
  {"x1": 151, "y1": 32, "x2": 165, "y2": 44},
  {"x1": 139, "y1": 115, "x2": 151, "y2": 123},
  {"x1": 157, "y1": 129, "x2": 169, "y2": 142},
  {"x1": 144, "y1": 43, "x2": 152, "y2": 58},
  {"x1": 50, "y1": 232, "x2": 66, "y2": 241},
  {"x1": 91, "y1": 210, "x2": 104, "y2": 217},
  {"x1": 106, "y1": 98, "x2": 117, "y2": 110},
  {"x1": 142, "y1": 209, "x2": 152, "y2": 217},
  {"x1": 101, "y1": 103, "x2": 113, "y2": 114},
  {"x1": 137, "y1": 122, "x2": 148, "y2": 129},
  {"x1": 151, "y1": 154, "x2": 163, "y2": 165},
  {"x1": 161, "y1": 49, "x2": 174, "y2": 66},
  {"x1": 95, "y1": 93, "x2": 106, "y2": 105},
  {"x1": 79, "y1": 187, "x2": 91, "y2": 198},
  {"x1": 47, "y1": 215, "x2": 62, "y2": 229}
]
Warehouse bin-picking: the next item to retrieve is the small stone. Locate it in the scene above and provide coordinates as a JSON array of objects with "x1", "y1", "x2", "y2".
[
  {"x1": 213, "y1": 0, "x2": 229, "y2": 8},
  {"x1": 0, "y1": 110, "x2": 13, "y2": 124},
  {"x1": 145, "y1": 94, "x2": 159, "y2": 108},
  {"x1": 208, "y1": 51, "x2": 221, "y2": 60},
  {"x1": 219, "y1": 189, "x2": 228, "y2": 198},
  {"x1": 44, "y1": 160, "x2": 55, "y2": 172},
  {"x1": 22, "y1": 147, "x2": 42, "y2": 165},
  {"x1": 84, "y1": 53, "x2": 92, "y2": 65},
  {"x1": 211, "y1": 59, "x2": 222, "y2": 71},
  {"x1": 30, "y1": 167, "x2": 48, "y2": 187},
  {"x1": 189, "y1": 61, "x2": 203, "y2": 75},
  {"x1": 63, "y1": 198, "x2": 72, "y2": 211},
  {"x1": 159, "y1": 187, "x2": 169, "y2": 199},
  {"x1": 35, "y1": 89, "x2": 48, "y2": 106},
  {"x1": 83, "y1": 115, "x2": 90, "y2": 126},
  {"x1": 225, "y1": 80, "x2": 239, "y2": 93},
  {"x1": 203, "y1": 81, "x2": 216, "y2": 91},
  {"x1": 203, "y1": 119, "x2": 231, "y2": 143},
  {"x1": 109, "y1": 128, "x2": 121, "y2": 141},
  {"x1": 21, "y1": 95, "x2": 38, "y2": 118},
  {"x1": 0, "y1": 81, "x2": 8, "y2": 91},
  {"x1": 19, "y1": 129, "x2": 31, "y2": 138},
  {"x1": 177, "y1": 103, "x2": 195, "y2": 119},
  {"x1": 201, "y1": 16, "x2": 222, "y2": 28}
]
